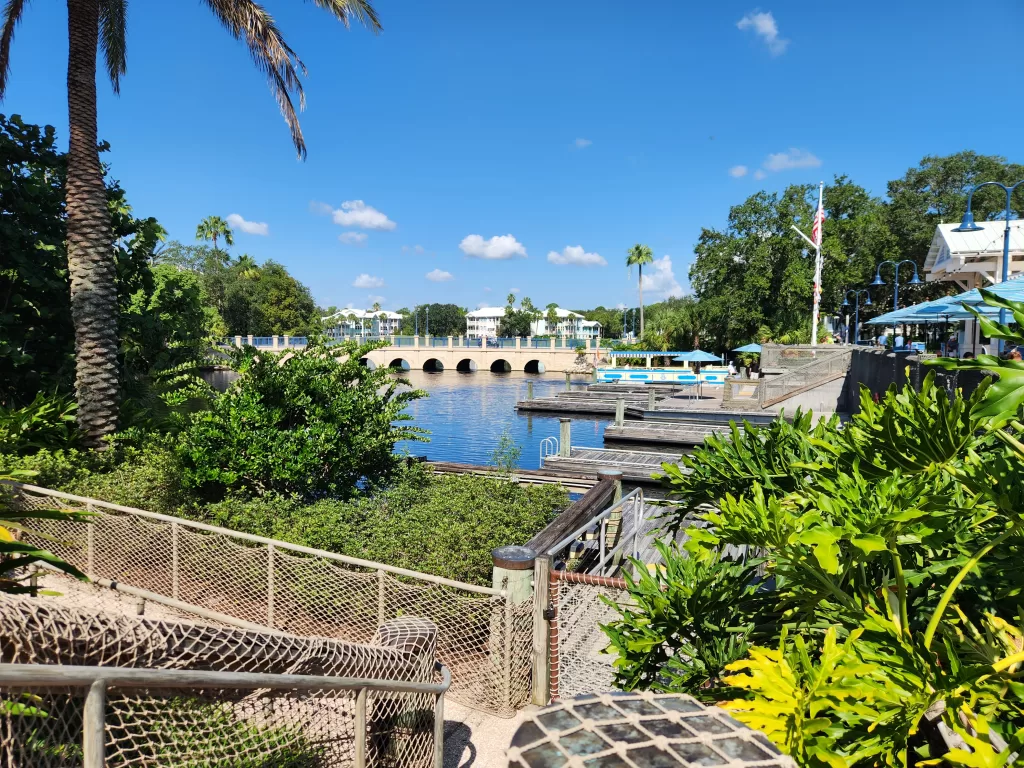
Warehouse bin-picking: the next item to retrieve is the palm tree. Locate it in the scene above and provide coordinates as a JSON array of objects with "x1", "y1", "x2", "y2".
[
  {"x1": 196, "y1": 216, "x2": 235, "y2": 251},
  {"x1": 371, "y1": 301, "x2": 381, "y2": 312},
  {"x1": 0, "y1": 0, "x2": 381, "y2": 448},
  {"x1": 506, "y1": 292, "x2": 516, "y2": 307},
  {"x1": 234, "y1": 254, "x2": 261, "y2": 280},
  {"x1": 626, "y1": 244, "x2": 654, "y2": 339}
]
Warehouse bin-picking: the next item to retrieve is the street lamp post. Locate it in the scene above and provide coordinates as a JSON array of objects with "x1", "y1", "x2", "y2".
[
  {"x1": 841, "y1": 290, "x2": 871, "y2": 345},
  {"x1": 871, "y1": 259, "x2": 921, "y2": 347},
  {"x1": 425, "y1": 306, "x2": 430, "y2": 337},
  {"x1": 953, "y1": 180, "x2": 1024, "y2": 354}
]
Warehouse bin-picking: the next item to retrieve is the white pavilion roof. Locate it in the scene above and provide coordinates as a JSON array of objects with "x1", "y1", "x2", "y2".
[{"x1": 925, "y1": 219, "x2": 1024, "y2": 287}]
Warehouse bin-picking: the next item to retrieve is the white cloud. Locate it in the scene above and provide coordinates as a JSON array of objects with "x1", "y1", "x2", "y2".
[
  {"x1": 575, "y1": 138, "x2": 592, "y2": 149},
  {"x1": 640, "y1": 255, "x2": 684, "y2": 299},
  {"x1": 367, "y1": 294, "x2": 386, "y2": 305},
  {"x1": 402, "y1": 244, "x2": 426, "y2": 254},
  {"x1": 754, "y1": 169, "x2": 767, "y2": 180},
  {"x1": 459, "y1": 234, "x2": 527, "y2": 260},
  {"x1": 615, "y1": 302, "x2": 627, "y2": 310},
  {"x1": 547, "y1": 245, "x2": 607, "y2": 267},
  {"x1": 339, "y1": 231, "x2": 368, "y2": 245},
  {"x1": 763, "y1": 148, "x2": 821, "y2": 172},
  {"x1": 226, "y1": 213, "x2": 269, "y2": 236},
  {"x1": 312, "y1": 200, "x2": 396, "y2": 230},
  {"x1": 353, "y1": 273, "x2": 385, "y2": 289},
  {"x1": 510, "y1": 287, "x2": 521, "y2": 294},
  {"x1": 729, "y1": 165, "x2": 748, "y2": 178},
  {"x1": 737, "y1": 10, "x2": 789, "y2": 56},
  {"x1": 426, "y1": 268, "x2": 454, "y2": 282},
  {"x1": 483, "y1": 287, "x2": 492, "y2": 292}
]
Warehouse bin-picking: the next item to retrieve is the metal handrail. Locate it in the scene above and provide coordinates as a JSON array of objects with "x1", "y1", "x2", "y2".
[
  {"x1": 4, "y1": 482, "x2": 502, "y2": 597},
  {"x1": 545, "y1": 488, "x2": 644, "y2": 557},
  {"x1": 0, "y1": 663, "x2": 451, "y2": 768}
]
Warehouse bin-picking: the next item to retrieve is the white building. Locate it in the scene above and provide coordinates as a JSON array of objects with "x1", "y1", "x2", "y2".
[
  {"x1": 324, "y1": 308, "x2": 404, "y2": 339},
  {"x1": 924, "y1": 220, "x2": 1024, "y2": 290},
  {"x1": 465, "y1": 305, "x2": 601, "y2": 339}
]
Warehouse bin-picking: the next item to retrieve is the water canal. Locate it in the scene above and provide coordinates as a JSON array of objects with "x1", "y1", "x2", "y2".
[{"x1": 393, "y1": 370, "x2": 609, "y2": 469}]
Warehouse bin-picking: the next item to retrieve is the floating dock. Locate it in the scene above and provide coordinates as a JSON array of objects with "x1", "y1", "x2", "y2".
[
  {"x1": 515, "y1": 398, "x2": 646, "y2": 416},
  {"x1": 604, "y1": 420, "x2": 737, "y2": 447},
  {"x1": 541, "y1": 446, "x2": 683, "y2": 483}
]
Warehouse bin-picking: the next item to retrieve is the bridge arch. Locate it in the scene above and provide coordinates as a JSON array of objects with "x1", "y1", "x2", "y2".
[
  {"x1": 524, "y1": 359, "x2": 546, "y2": 374},
  {"x1": 423, "y1": 358, "x2": 445, "y2": 372},
  {"x1": 456, "y1": 358, "x2": 478, "y2": 373},
  {"x1": 388, "y1": 357, "x2": 411, "y2": 371},
  {"x1": 490, "y1": 358, "x2": 512, "y2": 373},
  {"x1": 359, "y1": 357, "x2": 376, "y2": 371}
]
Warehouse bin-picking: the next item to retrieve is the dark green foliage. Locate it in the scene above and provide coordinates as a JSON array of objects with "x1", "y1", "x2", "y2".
[
  {"x1": 178, "y1": 339, "x2": 426, "y2": 501},
  {"x1": 399, "y1": 303, "x2": 467, "y2": 337},
  {"x1": 0, "y1": 393, "x2": 80, "y2": 455},
  {"x1": 200, "y1": 464, "x2": 567, "y2": 585}
]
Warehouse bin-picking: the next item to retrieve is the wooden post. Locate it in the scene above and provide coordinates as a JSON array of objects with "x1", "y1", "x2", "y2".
[
  {"x1": 565, "y1": 372, "x2": 571, "y2": 391},
  {"x1": 599, "y1": 470, "x2": 625, "y2": 566},
  {"x1": 83, "y1": 680, "x2": 106, "y2": 768},
  {"x1": 433, "y1": 690, "x2": 446, "y2": 768},
  {"x1": 532, "y1": 555, "x2": 552, "y2": 705},
  {"x1": 527, "y1": 380, "x2": 534, "y2": 401},
  {"x1": 355, "y1": 687, "x2": 368, "y2": 768},
  {"x1": 615, "y1": 398, "x2": 625, "y2": 426},
  {"x1": 591, "y1": 367, "x2": 598, "y2": 384},
  {"x1": 492, "y1": 545, "x2": 536, "y2": 712},
  {"x1": 647, "y1": 388, "x2": 656, "y2": 411},
  {"x1": 559, "y1": 418, "x2": 571, "y2": 457}
]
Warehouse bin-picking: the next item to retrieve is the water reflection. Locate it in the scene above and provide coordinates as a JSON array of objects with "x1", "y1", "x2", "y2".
[{"x1": 393, "y1": 370, "x2": 609, "y2": 470}]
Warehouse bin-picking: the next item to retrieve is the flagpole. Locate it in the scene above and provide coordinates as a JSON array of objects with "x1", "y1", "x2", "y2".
[{"x1": 810, "y1": 181, "x2": 824, "y2": 348}]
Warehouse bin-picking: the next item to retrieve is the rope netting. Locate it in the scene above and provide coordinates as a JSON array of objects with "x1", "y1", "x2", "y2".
[
  {"x1": 553, "y1": 572, "x2": 632, "y2": 700},
  {"x1": 10, "y1": 485, "x2": 533, "y2": 716},
  {"x1": 0, "y1": 595, "x2": 442, "y2": 767}
]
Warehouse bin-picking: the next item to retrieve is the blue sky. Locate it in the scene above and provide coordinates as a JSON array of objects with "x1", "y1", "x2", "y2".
[{"x1": 5, "y1": 1, "x2": 1023, "y2": 312}]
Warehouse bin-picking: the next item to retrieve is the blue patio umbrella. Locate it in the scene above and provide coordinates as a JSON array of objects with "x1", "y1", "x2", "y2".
[
  {"x1": 732, "y1": 343, "x2": 762, "y2": 354},
  {"x1": 673, "y1": 350, "x2": 721, "y2": 362}
]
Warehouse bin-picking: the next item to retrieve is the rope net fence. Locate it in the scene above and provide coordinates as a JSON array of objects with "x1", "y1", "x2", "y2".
[
  {"x1": 8, "y1": 483, "x2": 533, "y2": 717},
  {"x1": 550, "y1": 571, "x2": 632, "y2": 700},
  {"x1": 0, "y1": 595, "x2": 444, "y2": 767}
]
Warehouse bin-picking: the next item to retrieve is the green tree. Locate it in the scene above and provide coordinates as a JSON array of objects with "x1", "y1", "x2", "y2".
[
  {"x1": 178, "y1": 339, "x2": 425, "y2": 501},
  {"x1": 545, "y1": 303, "x2": 559, "y2": 333},
  {"x1": 195, "y1": 215, "x2": 234, "y2": 251},
  {"x1": 0, "y1": 0, "x2": 381, "y2": 447},
  {"x1": 412, "y1": 303, "x2": 465, "y2": 337},
  {"x1": 626, "y1": 244, "x2": 654, "y2": 338}
]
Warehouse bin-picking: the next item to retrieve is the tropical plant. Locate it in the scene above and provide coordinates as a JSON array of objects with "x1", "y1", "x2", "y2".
[
  {"x1": 0, "y1": 0, "x2": 381, "y2": 448},
  {"x1": 626, "y1": 244, "x2": 654, "y2": 338},
  {"x1": 605, "y1": 290, "x2": 1024, "y2": 766},
  {"x1": 0, "y1": 394, "x2": 81, "y2": 456},
  {"x1": 178, "y1": 338, "x2": 426, "y2": 501},
  {"x1": 546, "y1": 303, "x2": 560, "y2": 333},
  {"x1": 195, "y1": 215, "x2": 234, "y2": 251}
]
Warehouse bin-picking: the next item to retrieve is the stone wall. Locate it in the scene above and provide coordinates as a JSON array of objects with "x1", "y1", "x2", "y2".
[{"x1": 841, "y1": 349, "x2": 991, "y2": 414}]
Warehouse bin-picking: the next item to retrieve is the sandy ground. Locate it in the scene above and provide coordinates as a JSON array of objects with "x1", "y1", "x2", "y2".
[{"x1": 31, "y1": 573, "x2": 521, "y2": 766}]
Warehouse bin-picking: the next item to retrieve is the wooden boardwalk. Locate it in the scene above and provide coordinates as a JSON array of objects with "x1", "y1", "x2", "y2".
[
  {"x1": 515, "y1": 398, "x2": 646, "y2": 417},
  {"x1": 542, "y1": 446, "x2": 683, "y2": 483},
  {"x1": 604, "y1": 420, "x2": 737, "y2": 447}
]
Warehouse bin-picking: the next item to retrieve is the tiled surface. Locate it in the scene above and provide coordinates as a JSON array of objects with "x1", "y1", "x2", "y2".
[{"x1": 507, "y1": 692, "x2": 796, "y2": 768}]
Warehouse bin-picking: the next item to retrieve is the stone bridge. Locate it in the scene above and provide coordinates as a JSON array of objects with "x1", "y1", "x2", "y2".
[{"x1": 226, "y1": 335, "x2": 606, "y2": 374}]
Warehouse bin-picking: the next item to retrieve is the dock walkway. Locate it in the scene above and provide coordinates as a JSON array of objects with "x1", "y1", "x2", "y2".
[
  {"x1": 604, "y1": 420, "x2": 737, "y2": 446},
  {"x1": 542, "y1": 446, "x2": 682, "y2": 483}
]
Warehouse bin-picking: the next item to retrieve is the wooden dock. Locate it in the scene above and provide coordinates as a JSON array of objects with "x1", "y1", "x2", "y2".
[
  {"x1": 604, "y1": 420, "x2": 737, "y2": 447},
  {"x1": 515, "y1": 398, "x2": 646, "y2": 417},
  {"x1": 542, "y1": 446, "x2": 683, "y2": 483},
  {"x1": 424, "y1": 461, "x2": 597, "y2": 492}
]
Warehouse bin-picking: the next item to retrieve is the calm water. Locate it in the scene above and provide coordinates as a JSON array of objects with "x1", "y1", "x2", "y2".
[{"x1": 393, "y1": 370, "x2": 610, "y2": 469}]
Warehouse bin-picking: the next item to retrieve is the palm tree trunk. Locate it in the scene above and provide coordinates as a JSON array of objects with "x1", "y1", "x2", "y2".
[
  {"x1": 66, "y1": 0, "x2": 118, "y2": 448},
  {"x1": 638, "y1": 265, "x2": 645, "y2": 338}
]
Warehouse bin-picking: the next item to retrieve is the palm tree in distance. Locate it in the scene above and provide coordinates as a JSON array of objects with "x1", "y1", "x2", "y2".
[
  {"x1": 235, "y1": 254, "x2": 261, "y2": 281},
  {"x1": 0, "y1": 0, "x2": 381, "y2": 448},
  {"x1": 197, "y1": 216, "x2": 235, "y2": 251},
  {"x1": 626, "y1": 244, "x2": 654, "y2": 339},
  {"x1": 506, "y1": 292, "x2": 516, "y2": 307}
]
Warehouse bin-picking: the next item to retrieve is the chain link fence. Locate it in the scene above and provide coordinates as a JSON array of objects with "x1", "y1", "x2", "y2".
[
  {"x1": 0, "y1": 595, "x2": 447, "y2": 767},
  {"x1": 7, "y1": 483, "x2": 533, "y2": 717}
]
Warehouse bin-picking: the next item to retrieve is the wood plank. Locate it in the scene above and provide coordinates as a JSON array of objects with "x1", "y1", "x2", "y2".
[
  {"x1": 514, "y1": 398, "x2": 645, "y2": 417},
  {"x1": 604, "y1": 421, "x2": 736, "y2": 446},
  {"x1": 525, "y1": 479, "x2": 616, "y2": 553}
]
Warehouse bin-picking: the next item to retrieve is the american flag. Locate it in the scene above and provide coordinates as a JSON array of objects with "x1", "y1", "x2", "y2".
[{"x1": 811, "y1": 198, "x2": 825, "y2": 248}]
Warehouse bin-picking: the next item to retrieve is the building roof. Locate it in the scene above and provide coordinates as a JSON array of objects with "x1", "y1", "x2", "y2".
[
  {"x1": 924, "y1": 220, "x2": 1024, "y2": 283},
  {"x1": 466, "y1": 306, "x2": 508, "y2": 318},
  {"x1": 581, "y1": 319, "x2": 602, "y2": 327},
  {"x1": 325, "y1": 308, "x2": 403, "y2": 320}
]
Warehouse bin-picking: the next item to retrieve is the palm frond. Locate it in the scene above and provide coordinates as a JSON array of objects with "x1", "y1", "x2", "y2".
[
  {"x1": 204, "y1": 0, "x2": 309, "y2": 158},
  {"x1": 305, "y1": 0, "x2": 381, "y2": 32},
  {"x1": 99, "y1": 0, "x2": 127, "y2": 93},
  {"x1": 0, "y1": 0, "x2": 27, "y2": 99}
]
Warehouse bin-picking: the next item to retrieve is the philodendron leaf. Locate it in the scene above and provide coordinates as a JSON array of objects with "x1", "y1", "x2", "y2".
[
  {"x1": 850, "y1": 534, "x2": 887, "y2": 555},
  {"x1": 794, "y1": 528, "x2": 842, "y2": 574}
]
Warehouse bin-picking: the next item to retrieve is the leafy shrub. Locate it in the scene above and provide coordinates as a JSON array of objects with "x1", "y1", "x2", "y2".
[
  {"x1": 605, "y1": 347, "x2": 1024, "y2": 767},
  {"x1": 178, "y1": 339, "x2": 426, "y2": 501},
  {"x1": 201, "y1": 464, "x2": 567, "y2": 585},
  {"x1": 0, "y1": 393, "x2": 80, "y2": 455}
]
